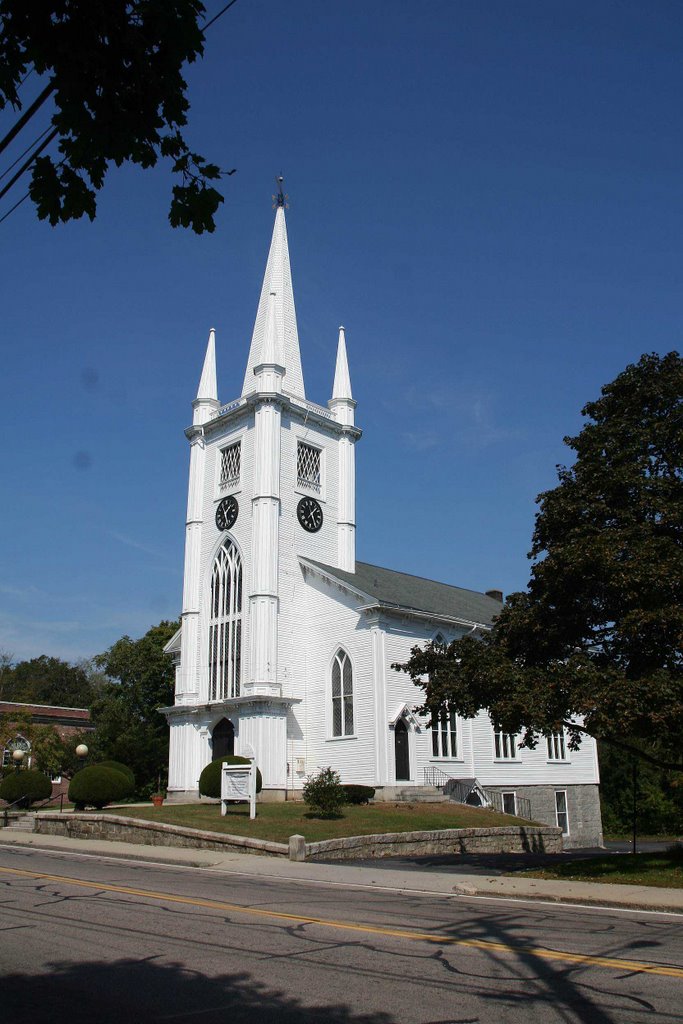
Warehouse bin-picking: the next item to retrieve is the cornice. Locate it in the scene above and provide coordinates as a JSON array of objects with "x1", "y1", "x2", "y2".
[{"x1": 191, "y1": 392, "x2": 363, "y2": 441}]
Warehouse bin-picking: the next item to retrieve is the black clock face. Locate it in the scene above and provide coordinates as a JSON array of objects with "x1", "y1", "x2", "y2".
[
  {"x1": 297, "y1": 496, "x2": 323, "y2": 533},
  {"x1": 215, "y1": 495, "x2": 238, "y2": 531}
]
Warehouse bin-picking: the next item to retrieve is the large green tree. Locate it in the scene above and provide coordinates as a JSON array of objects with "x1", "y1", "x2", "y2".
[
  {"x1": 1, "y1": 654, "x2": 97, "y2": 708},
  {"x1": 396, "y1": 352, "x2": 683, "y2": 771},
  {"x1": 0, "y1": 1, "x2": 234, "y2": 231},
  {"x1": 90, "y1": 619, "x2": 178, "y2": 793}
]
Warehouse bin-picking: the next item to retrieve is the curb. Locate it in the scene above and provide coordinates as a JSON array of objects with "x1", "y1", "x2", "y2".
[{"x1": 451, "y1": 882, "x2": 683, "y2": 914}]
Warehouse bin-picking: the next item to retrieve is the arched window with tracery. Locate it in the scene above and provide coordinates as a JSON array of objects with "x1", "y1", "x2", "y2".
[
  {"x1": 331, "y1": 649, "x2": 353, "y2": 737},
  {"x1": 209, "y1": 540, "x2": 243, "y2": 700}
]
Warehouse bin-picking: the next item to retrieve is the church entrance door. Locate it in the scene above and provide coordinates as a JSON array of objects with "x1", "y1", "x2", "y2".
[
  {"x1": 394, "y1": 720, "x2": 410, "y2": 781},
  {"x1": 211, "y1": 719, "x2": 235, "y2": 761}
]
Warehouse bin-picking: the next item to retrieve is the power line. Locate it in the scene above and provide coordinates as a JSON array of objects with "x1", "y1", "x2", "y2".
[
  {"x1": 0, "y1": 189, "x2": 30, "y2": 226},
  {"x1": 0, "y1": 125, "x2": 53, "y2": 183},
  {"x1": 204, "y1": 0, "x2": 240, "y2": 31}
]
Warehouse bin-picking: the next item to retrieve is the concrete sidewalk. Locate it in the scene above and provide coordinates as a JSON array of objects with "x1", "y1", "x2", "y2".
[{"x1": 1, "y1": 828, "x2": 682, "y2": 914}]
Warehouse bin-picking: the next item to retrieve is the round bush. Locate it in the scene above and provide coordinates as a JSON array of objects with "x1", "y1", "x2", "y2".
[
  {"x1": 98, "y1": 760, "x2": 136, "y2": 787},
  {"x1": 198, "y1": 755, "x2": 263, "y2": 799},
  {"x1": 303, "y1": 767, "x2": 346, "y2": 818},
  {"x1": 69, "y1": 765, "x2": 134, "y2": 810},
  {"x1": 0, "y1": 769, "x2": 52, "y2": 807}
]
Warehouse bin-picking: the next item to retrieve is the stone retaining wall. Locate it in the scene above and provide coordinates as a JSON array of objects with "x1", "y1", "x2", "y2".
[
  {"x1": 33, "y1": 813, "x2": 288, "y2": 858},
  {"x1": 34, "y1": 813, "x2": 561, "y2": 861},
  {"x1": 301, "y1": 825, "x2": 562, "y2": 861}
]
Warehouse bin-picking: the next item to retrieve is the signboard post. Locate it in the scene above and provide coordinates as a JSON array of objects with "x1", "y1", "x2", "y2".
[{"x1": 220, "y1": 761, "x2": 257, "y2": 819}]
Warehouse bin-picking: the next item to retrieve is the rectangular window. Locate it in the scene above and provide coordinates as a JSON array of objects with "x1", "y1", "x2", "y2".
[
  {"x1": 555, "y1": 790, "x2": 569, "y2": 835},
  {"x1": 494, "y1": 729, "x2": 517, "y2": 759},
  {"x1": 502, "y1": 792, "x2": 517, "y2": 816},
  {"x1": 431, "y1": 709, "x2": 457, "y2": 758},
  {"x1": 297, "y1": 442, "x2": 321, "y2": 493},
  {"x1": 546, "y1": 732, "x2": 567, "y2": 760},
  {"x1": 219, "y1": 442, "x2": 241, "y2": 490}
]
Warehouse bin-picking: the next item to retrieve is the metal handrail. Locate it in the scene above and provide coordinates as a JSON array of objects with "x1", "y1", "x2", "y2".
[
  {"x1": 2, "y1": 790, "x2": 64, "y2": 827},
  {"x1": 423, "y1": 767, "x2": 533, "y2": 820}
]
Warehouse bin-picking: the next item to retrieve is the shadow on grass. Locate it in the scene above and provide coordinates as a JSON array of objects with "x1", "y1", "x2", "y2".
[{"x1": 3, "y1": 957, "x2": 395, "y2": 1024}]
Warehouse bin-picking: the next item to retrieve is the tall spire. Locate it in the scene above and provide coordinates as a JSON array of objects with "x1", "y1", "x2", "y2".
[
  {"x1": 193, "y1": 327, "x2": 219, "y2": 425},
  {"x1": 242, "y1": 179, "x2": 305, "y2": 398},
  {"x1": 196, "y1": 328, "x2": 218, "y2": 402},
  {"x1": 332, "y1": 326, "x2": 353, "y2": 400}
]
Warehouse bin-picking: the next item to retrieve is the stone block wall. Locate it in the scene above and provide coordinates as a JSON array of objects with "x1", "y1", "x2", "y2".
[{"x1": 485, "y1": 783, "x2": 603, "y2": 848}]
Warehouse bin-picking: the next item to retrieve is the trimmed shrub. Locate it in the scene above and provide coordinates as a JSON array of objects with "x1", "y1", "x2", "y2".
[
  {"x1": 0, "y1": 769, "x2": 52, "y2": 807},
  {"x1": 98, "y1": 760, "x2": 136, "y2": 788},
  {"x1": 198, "y1": 756, "x2": 263, "y2": 799},
  {"x1": 303, "y1": 767, "x2": 346, "y2": 818},
  {"x1": 69, "y1": 766, "x2": 134, "y2": 810},
  {"x1": 342, "y1": 784, "x2": 375, "y2": 805}
]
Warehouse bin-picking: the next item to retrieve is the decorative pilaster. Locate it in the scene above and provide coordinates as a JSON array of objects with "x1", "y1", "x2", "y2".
[{"x1": 329, "y1": 327, "x2": 357, "y2": 571}]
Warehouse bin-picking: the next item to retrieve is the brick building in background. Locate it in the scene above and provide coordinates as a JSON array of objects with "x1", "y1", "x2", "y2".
[{"x1": 0, "y1": 701, "x2": 94, "y2": 800}]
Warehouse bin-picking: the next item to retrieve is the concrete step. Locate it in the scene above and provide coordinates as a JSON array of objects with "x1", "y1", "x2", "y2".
[
  {"x1": 393, "y1": 787, "x2": 447, "y2": 803},
  {"x1": 3, "y1": 812, "x2": 36, "y2": 832}
]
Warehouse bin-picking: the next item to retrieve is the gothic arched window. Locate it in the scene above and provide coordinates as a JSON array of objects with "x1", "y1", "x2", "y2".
[
  {"x1": 331, "y1": 649, "x2": 353, "y2": 737},
  {"x1": 209, "y1": 540, "x2": 243, "y2": 700}
]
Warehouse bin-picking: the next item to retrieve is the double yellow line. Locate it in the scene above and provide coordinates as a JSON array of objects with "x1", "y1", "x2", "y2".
[{"x1": 2, "y1": 864, "x2": 682, "y2": 979}]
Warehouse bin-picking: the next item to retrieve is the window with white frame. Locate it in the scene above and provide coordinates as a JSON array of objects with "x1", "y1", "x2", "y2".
[
  {"x1": 331, "y1": 649, "x2": 353, "y2": 737},
  {"x1": 433, "y1": 632, "x2": 447, "y2": 647},
  {"x1": 493, "y1": 728, "x2": 517, "y2": 759},
  {"x1": 502, "y1": 791, "x2": 517, "y2": 815},
  {"x1": 208, "y1": 540, "x2": 243, "y2": 700},
  {"x1": 431, "y1": 708, "x2": 457, "y2": 758},
  {"x1": 546, "y1": 731, "x2": 567, "y2": 761},
  {"x1": 219, "y1": 442, "x2": 241, "y2": 490},
  {"x1": 297, "y1": 441, "x2": 321, "y2": 493},
  {"x1": 555, "y1": 790, "x2": 569, "y2": 835}
]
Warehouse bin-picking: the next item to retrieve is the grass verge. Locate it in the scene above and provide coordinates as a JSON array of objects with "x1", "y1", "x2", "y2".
[
  {"x1": 518, "y1": 848, "x2": 683, "y2": 888},
  {"x1": 102, "y1": 800, "x2": 529, "y2": 845}
]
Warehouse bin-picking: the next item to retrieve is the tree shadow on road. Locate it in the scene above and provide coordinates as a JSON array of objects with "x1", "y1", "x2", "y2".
[{"x1": 2, "y1": 956, "x2": 396, "y2": 1024}]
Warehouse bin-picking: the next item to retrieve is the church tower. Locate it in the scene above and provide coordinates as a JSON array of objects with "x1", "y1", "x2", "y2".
[{"x1": 163, "y1": 182, "x2": 362, "y2": 799}]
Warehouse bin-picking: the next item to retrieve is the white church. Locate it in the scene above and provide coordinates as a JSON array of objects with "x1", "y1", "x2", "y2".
[{"x1": 162, "y1": 186, "x2": 602, "y2": 848}]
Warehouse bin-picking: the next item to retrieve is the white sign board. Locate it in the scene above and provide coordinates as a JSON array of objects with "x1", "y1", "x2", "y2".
[{"x1": 220, "y1": 762, "x2": 257, "y2": 819}]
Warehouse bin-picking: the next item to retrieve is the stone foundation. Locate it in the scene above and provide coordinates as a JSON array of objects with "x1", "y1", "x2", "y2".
[{"x1": 484, "y1": 784, "x2": 603, "y2": 848}]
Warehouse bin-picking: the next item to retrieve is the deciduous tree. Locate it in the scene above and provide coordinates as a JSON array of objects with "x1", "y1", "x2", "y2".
[{"x1": 396, "y1": 352, "x2": 683, "y2": 771}]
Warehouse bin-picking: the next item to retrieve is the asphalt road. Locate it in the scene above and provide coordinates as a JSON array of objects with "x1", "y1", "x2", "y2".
[{"x1": 1, "y1": 844, "x2": 682, "y2": 1024}]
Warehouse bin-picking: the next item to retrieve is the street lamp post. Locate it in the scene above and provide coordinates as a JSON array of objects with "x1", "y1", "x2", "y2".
[
  {"x1": 75, "y1": 744, "x2": 89, "y2": 772},
  {"x1": 12, "y1": 748, "x2": 25, "y2": 774}
]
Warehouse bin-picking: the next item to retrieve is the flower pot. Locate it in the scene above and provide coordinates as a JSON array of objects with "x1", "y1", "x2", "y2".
[{"x1": 151, "y1": 795, "x2": 164, "y2": 808}]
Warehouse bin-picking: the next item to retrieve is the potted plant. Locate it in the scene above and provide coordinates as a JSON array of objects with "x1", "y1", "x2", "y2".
[{"x1": 151, "y1": 775, "x2": 165, "y2": 808}]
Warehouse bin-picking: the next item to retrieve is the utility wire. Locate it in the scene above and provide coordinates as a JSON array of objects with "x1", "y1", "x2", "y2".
[
  {"x1": 0, "y1": 125, "x2": 53, "y2": 183},
  {"x1": 204, "y1": 0, "x2": 240, "y2": 31},
  {"x1": 0, "y1": 127, "x2": 57, "y2": 202},
  {"x1": 0, "y1": 189, "x2": 30, "y2": 226}
]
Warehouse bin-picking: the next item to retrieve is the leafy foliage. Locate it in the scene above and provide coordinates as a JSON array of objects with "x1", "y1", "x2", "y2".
[
  {"x1": 303, "y1": 767, "x2": 346, "y2": 818},
  {"x1": 598, "y1": 743, "x2": 683, "y2": 835},
  {"x1": 0, "y1": 1, "x2": 229, "y2": 232},
  {"x1": 0, "y1": 654, "x2": 96, "y2": 707},
  {"x1": 0, "y1": 768, "x2": 52, "y2": 806},
  {"x1": 69, "y1": 765, "x2": 134, "y2": 809},
  {"x1": 98, "y1": 760, "x2": 135, "y2": 788},
  {"x1": 89, "y1": 619, "x2": 178, "y2": 796},
  {"x1": 198, "y1": 755, "x2": 262, "y2": 799},
  {"x1": 396, "y1": 352, "x2": 683, "y2": 770}
]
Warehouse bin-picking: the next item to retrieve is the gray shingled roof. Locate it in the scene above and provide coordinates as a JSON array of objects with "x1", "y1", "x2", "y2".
[{"x1": 305, "y1": 559, "x2": 503, "y2": 626}]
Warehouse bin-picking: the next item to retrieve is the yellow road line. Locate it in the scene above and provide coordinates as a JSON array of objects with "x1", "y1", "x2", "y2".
[{"x1": 1, "y1": 864, "x2": 682, "y2": 978}]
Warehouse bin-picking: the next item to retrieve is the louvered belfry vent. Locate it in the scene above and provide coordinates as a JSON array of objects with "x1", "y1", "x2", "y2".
[
  {"x1": 297, "y1": 442, "x2": 321, "y2": 492},
  {"x1": 220, "y1": 442, "x2": 241, "y2": 490}
]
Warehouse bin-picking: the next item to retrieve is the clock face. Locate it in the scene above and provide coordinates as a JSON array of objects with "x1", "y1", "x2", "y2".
[
  {"x1": 215, "y1": 495, "x2": 239, "y2": 531},
  {"x1": 297, "y1": 496, "x2": 323, "y2": 533}
]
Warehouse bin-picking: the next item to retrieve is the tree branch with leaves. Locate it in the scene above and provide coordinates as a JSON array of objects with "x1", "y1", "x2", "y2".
[{"x1": 0, "y1": 1, "x2": 235, "y2": 232}]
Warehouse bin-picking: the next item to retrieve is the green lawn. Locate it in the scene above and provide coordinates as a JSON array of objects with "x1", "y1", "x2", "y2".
[
  {"x1": 102, "y1": 800, "x2": 528, "y2": 844},
  {"x1": 518, "y1": 848, "x2": 683, "y2": 889}
]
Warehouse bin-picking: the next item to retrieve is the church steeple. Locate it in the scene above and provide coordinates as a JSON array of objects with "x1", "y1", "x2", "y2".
[
  {"x1": 331, "y1": 326, "x2": 353, "y2": 402},
  {"x1": 242, "y1": 181, "x2": 305, "y2": 399},
  {"x1": 193, "y1": 328, "x2": 219, "y2": 425}
]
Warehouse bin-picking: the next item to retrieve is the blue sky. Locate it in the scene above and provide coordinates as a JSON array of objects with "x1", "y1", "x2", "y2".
[{"x1": 2, "y1": 1, "x2": 682, "y2": 662}]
